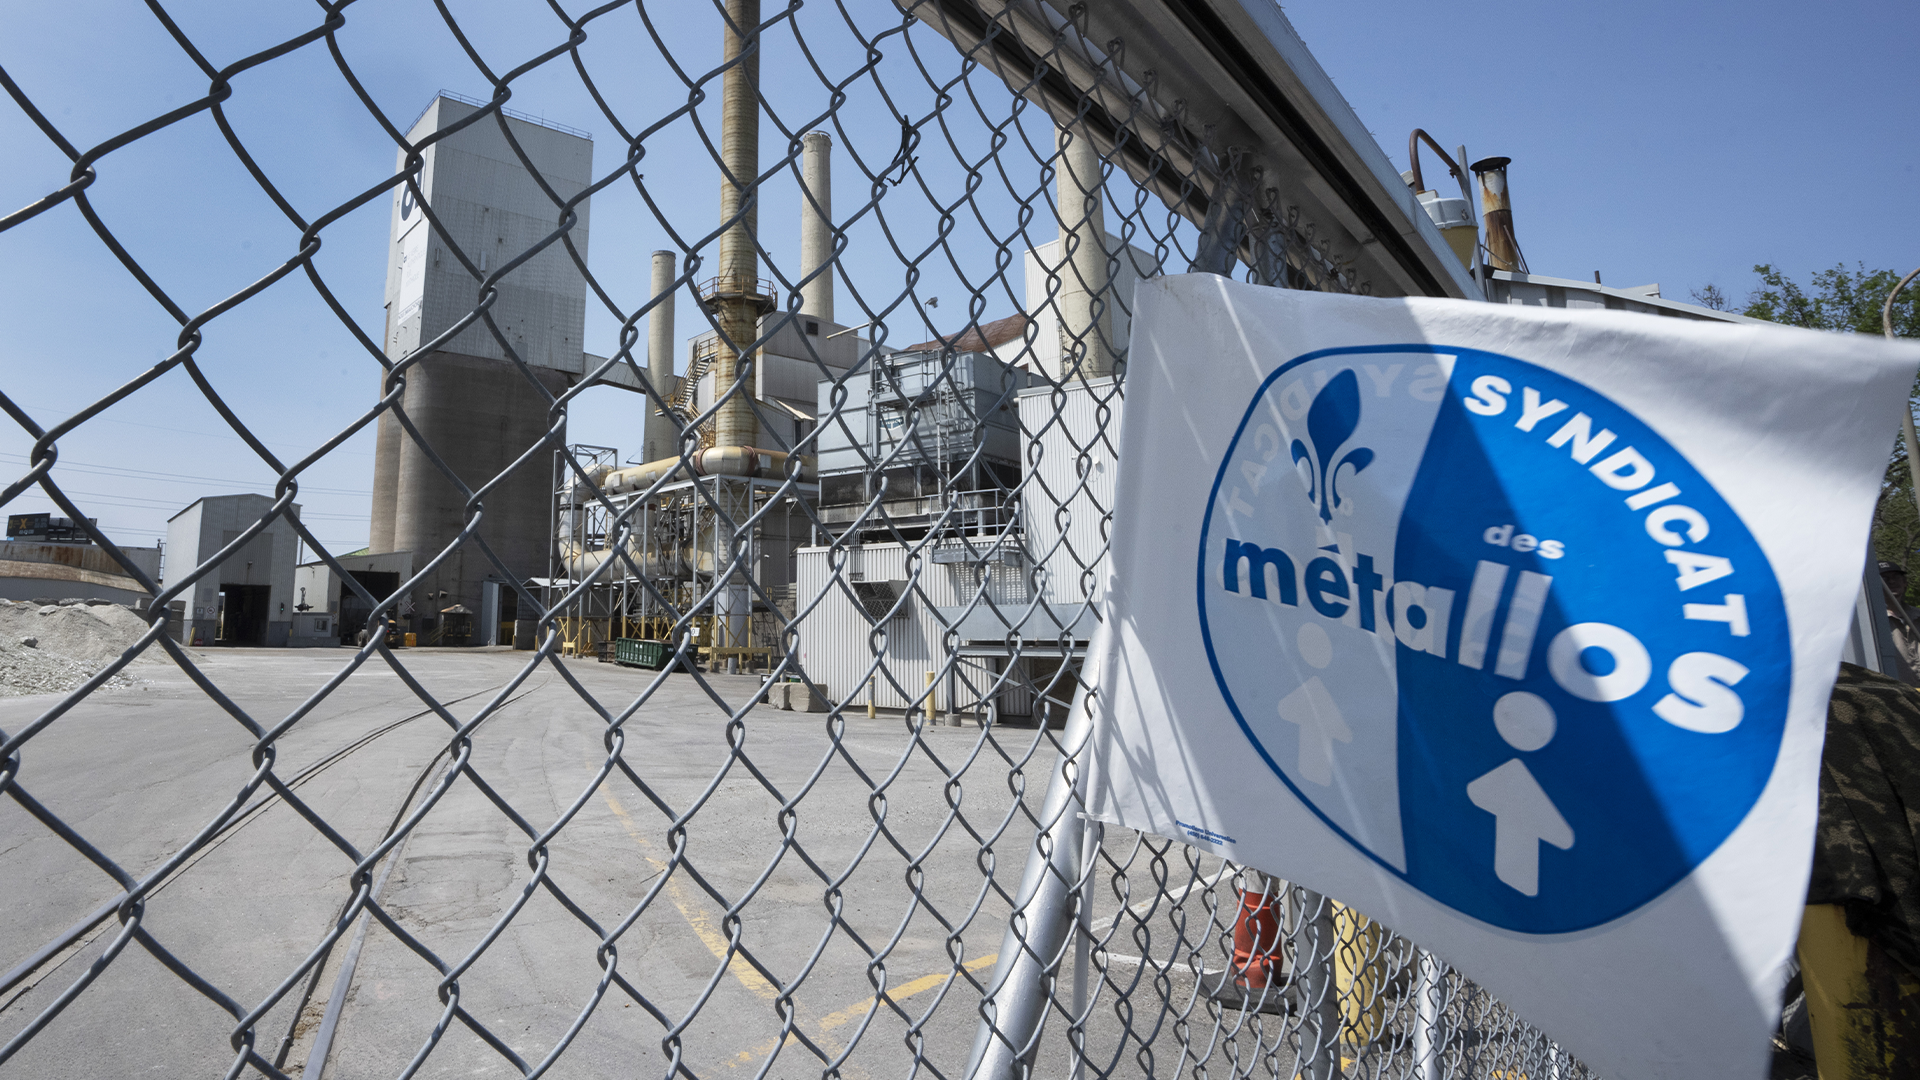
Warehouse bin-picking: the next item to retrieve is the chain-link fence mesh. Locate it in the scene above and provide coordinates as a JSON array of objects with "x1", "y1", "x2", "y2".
[{"x1": 1, "y1": 1, "x2": 1596, "y2": 1076}]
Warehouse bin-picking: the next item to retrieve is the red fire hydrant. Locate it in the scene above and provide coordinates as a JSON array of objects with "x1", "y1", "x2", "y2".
[{"x1": 1229, "y1": 881, "x2": 1284, "y2": 989}]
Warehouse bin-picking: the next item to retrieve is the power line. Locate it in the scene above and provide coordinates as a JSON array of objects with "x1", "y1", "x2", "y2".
[
  {"x1": 0, "y1": 453, "x2": 371, "y2": 497},
  {"x1": 6, "y1": 489, "x2": 368, "y2": 522},
  {"x1": 10, "y1": 402, "x2": 373, "y2": 460}
]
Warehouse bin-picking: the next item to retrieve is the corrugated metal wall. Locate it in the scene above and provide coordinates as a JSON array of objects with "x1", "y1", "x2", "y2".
[
  {"x1": 1017, "y1": 377, "x2": 1122, "y2": 608},
  {"x1": 794, "y1": 542, "x2": 1034, "y2": 716},
  {"x1": 794, "y1": 378, "x2": 1121, "y2": 720}
]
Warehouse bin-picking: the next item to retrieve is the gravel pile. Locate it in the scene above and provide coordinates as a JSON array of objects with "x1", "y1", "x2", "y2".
[{"x1": 0, "y1": 599, "x2": 165, "y2": 699}]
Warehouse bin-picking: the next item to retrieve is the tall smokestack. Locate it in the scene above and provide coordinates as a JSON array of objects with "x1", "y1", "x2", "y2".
[
  {"x1": 646, "y1": 250, "x2": 677, "y2": 462},
  {"x1": 800, "y1": 130, "x2": 834, "y2": 324},
  {"x1": 707, "y1": 0, "x2": 764, "y2": 667},
  {"x1": 1471, "y1": 156, "x2": 1525, "y2": 273},
  {"x1": 711, "y1": 0, "x2": 761, "y2": 451},
  {"x1": 1056, "y1": 122, "x2": 1114, "y2": 379}
]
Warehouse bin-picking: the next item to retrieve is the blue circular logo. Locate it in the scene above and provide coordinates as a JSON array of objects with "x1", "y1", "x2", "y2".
[{"x1": 1195, "y1": 345, "x2": 1790, "y2": 932}]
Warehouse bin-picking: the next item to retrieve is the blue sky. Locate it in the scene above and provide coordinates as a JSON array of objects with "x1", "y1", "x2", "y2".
[
  {"x1": 1283, "y1": 0, "x2": 1920, "y2": 299},
  {"x1": 2, "y1": 0, "x2": 1915, "y2": 560}
]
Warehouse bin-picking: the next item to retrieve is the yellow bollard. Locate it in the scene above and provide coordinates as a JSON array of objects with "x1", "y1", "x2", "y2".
[
  {"x1": 924, "y1": 670, "x2": 938, "y2": 724},
  {"x1": 1335, "y1": 903, "x2": 1387, "y2": 1045},
  {"x1": 867, "y1": 676, "x2": 877, "y2": 719}
]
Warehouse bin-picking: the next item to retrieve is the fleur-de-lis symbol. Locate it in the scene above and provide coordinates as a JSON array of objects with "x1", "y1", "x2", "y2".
[{"x1": 1290, "y1": 369, "x2": 1374, "y2": 523}]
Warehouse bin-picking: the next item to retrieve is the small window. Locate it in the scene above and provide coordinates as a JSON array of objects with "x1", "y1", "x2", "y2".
[{"x1": 805, "y1": 320, "x2": 820, "y2": 336}]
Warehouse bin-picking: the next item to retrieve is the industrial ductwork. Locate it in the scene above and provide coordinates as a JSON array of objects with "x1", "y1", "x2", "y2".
[{"x1": 555, "y1": 448, "x2": 814, "y2": 579}]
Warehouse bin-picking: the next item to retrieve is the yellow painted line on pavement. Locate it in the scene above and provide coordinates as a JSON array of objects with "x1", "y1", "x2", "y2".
[
  {"x1": 722, "y1": 954, "x2": 998, "y2": 1070},
  {"x1": 605, "y1": 790, "x2": 890, "y2": 1080},
  {"x1": 604, "y1": 791, "x2": 778, "y2": 1001},
  {"x1": 817, "y1": 953, "x2": 1000, "y2": 1031}
]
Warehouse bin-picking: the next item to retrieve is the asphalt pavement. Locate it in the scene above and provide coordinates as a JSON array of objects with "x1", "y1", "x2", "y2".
[{"x1": 2, "y1": 646, "x2": 1220, "y2": 1079}]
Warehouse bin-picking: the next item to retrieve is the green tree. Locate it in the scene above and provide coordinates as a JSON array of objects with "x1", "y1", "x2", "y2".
[
  {"x1": 1728, "y1": 263, "x2": 1920, "y2": 593},
  {"x1": 1741, "y1": 262, "x2": 1920, "y2": 336}
]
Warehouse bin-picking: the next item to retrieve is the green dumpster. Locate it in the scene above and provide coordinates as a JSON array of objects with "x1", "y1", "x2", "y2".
[{"x1": 614, "y1": 638, "x2": 669, "y2": 670}]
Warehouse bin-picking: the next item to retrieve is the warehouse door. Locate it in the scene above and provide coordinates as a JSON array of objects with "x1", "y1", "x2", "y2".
[
  {"x1": 338, "y1": 571, "x2": 399, "y2": 644},
  {"x1": 216, "y1": 585, "x2": 270, "y2": 645}
]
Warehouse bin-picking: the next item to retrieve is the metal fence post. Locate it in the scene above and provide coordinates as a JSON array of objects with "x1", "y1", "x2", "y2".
[
  {"x1": 1295, "y1": 886, "x2": 1343, "y2": 1080},
  {"x1": 966, "y1": 631, "x2": 1103, "y2": 1080},
  {"x1": 1413, "y1": 947, "x2": 1444, "y2": 1080},
  {"x1": 1069, "y1": 819, "x2": 1103, "y2": 1080}
]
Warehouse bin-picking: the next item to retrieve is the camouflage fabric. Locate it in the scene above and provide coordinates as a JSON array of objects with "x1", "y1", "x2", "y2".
[{"x1": 1808, "y1": 664, "x2": 1920, "y2": 980}]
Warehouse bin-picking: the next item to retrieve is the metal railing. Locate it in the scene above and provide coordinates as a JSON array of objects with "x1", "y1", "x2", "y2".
[{"x1": 0, "y1": 1, "x2": 1588, "y2": 1077}]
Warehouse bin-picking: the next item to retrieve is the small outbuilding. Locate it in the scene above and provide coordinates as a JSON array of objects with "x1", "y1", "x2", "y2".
[
  {"x1": 291, "y1": 549, "x2": 414, "y2": 646},
  {"x1": 163, "y1": 494, "x2": 301, "y2": 647}
]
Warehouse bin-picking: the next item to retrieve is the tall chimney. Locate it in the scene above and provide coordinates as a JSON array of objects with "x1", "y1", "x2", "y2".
[
  {"x1": 800, "y1": 130, "x2": 834, "y2": 324},
  {"x1": 645, "y1": 249, "x2": 677, "y2": 461},
  {"x1": 1471, "y1": 156, "x2": 1525, "y2": 273},
  {"x1": 711, "y1": 0, "x2": 762, "y2": 451},
  {"x1": 707, "y1": 0, "x2": 764, "y2": 666},
  {"x1": 1056, "y1": 123, "x2": 1114, "y2": 380}
]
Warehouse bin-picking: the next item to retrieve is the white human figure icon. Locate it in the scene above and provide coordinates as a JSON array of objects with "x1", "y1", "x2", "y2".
[
  {"x1": 1277, "y1": 623, "x2": 1350, "y2": 786},
  {"x1": 1466, "y1": 692, "x2": 1573, "y2": 896}
]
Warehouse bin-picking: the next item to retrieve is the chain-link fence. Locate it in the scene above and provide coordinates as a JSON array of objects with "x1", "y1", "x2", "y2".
[{"x1": 1, "y1": 1, "x2": 1592, "y2": 1076}]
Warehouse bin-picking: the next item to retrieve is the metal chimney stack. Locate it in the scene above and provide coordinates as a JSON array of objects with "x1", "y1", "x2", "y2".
[
  {"x1": 1471, "y1": 156, "x2": 1526, "y2": 273},
  {"x1": 645, "y1": 249, "x2": 677, "y2": 462},
  {"x1": 709, "y1": 0, "x2": 763, "y2": 451},
  {"x1": 1056, "y1": 122, "x2": 1114, "y2": 379},
  {"x1": 800, "y1": 130, "x2": 834, "y2": 324}
]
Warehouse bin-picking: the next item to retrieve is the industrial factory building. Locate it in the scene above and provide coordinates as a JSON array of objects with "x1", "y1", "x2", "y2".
[
  {"x1": 342, "y1": 5, "x2": 1471, "y2": 696},
  {"x1": 340, "y1": 8, "x2": 1758, "y2": 710},
  {"x1": 362, "y1": 93, "x2": 595, "y2": 646}
]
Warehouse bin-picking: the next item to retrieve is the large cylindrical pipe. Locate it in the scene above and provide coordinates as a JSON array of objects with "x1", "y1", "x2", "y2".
[
  {"x1": 800, "y1": 130, "x2": 834, "y2": 324},
  {"x1": 593, "y1": 446, "x2": 813, "y2": 498},
  {"x1": 1056, "y1": 123, "x2": 1114, "y2": 380},
  {"x1": 1471, "y1": 156, "x2": 1524, "y2": 273},
  {"x1": 646, "y1": 250, "x2": 679, "y2": 462},
  {"x1": 554, "y1": 448, "x2": 816, "y2": 579},
  {"x1": 713, "y1": 0, "x2": 762, "y2": 452}
]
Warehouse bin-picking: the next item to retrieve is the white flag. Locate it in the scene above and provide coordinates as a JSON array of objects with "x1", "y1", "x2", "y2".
[{"x1": 1086, "y1": 274, "x2": 1920, "y2": 1079}]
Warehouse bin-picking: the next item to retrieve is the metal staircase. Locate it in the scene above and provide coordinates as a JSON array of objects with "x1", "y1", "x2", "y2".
[{"x1": 670, "y1": 335, "x2": 719, "y2": 449}]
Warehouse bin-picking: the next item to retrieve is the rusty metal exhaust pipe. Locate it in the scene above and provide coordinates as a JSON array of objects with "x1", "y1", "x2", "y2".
[{"x1": 1471, "y1": 156, "x2": 1527, "y2": 274}]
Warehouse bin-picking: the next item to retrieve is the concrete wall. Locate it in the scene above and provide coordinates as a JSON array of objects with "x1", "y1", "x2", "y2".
[
  {"x1": 163, "y1": 494, "x2": 301, "y2": 646},
  {"x1": 380, "y1": 353, "x2": 566, "y2": 632},
  {"x1": 0, "y1": 578, "x2": 146, "y2": 606}
]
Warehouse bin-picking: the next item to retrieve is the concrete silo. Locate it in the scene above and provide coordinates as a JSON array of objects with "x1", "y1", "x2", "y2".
[{"x1": 366, "y1": 93, "x2": 593, "y2": 645}]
